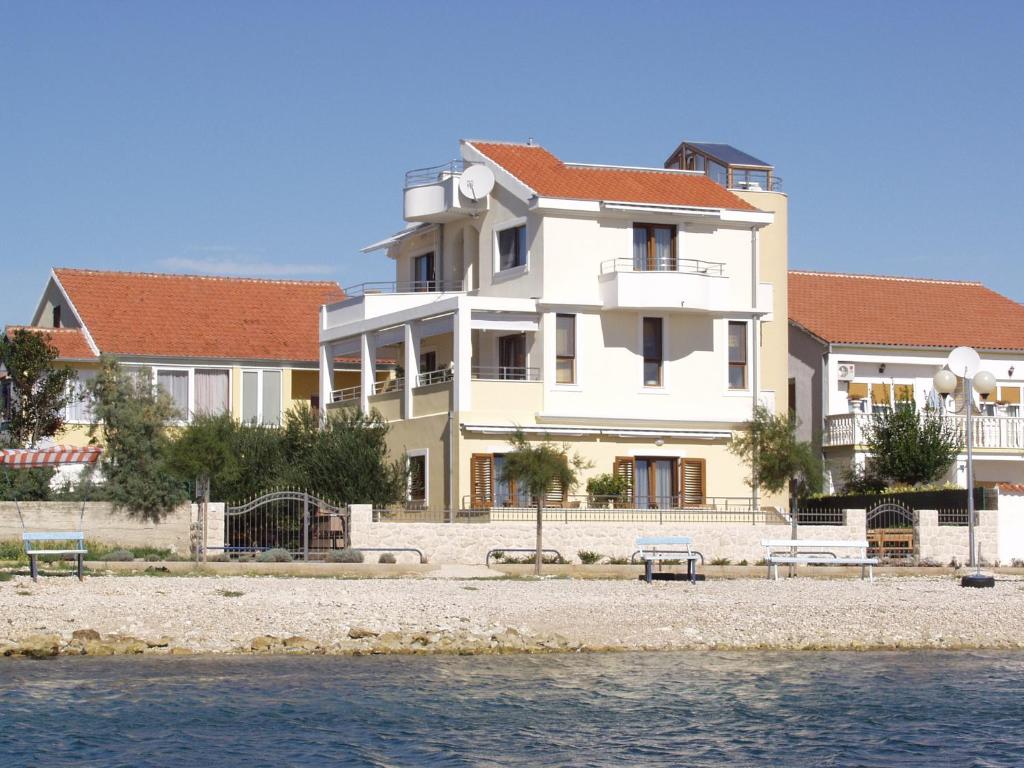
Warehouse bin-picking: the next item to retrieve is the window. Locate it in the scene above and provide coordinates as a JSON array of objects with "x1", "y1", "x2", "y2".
[
  {"x1": 497, "y1": 225, "x2": 527, "y2": 271},
  {"x1": 194, "y1": 369, "x2": 230, "y2": 416},
  {"x1": 65, "y1": 370, "x2": 96, "y2": 423},
  {"x1": 614, "y1": 456, "x2": 705, "y2": 508},
  {"x1": 555, "y1": 314, "x2": 576, "y2": 384},
  {"x1": 728, "y1": 321, "x2": 747, "y2": 390},
  {"x1": 408, "y1": 452, "x2": 427, "y2": 506},
  {"x1": 632, "y1": 224, "x2": 676, "y2": 271},
  {"x1": 419, "y1": 351, "x2": 437, "y2": 373},
  {"x1": 52, "y1": 306, "x2": 61, "y2": 328},
  {"x1": 642, "y1": 317, "x2": 663, "y2": 387},
  {"x1": 157, "y1": 370, "x2": 189, "y2": 420},
  {"x1": 498, "y1": 334, "x2": 527, "y2": 380},
  {"x1": 870, "y1": 382, "x2": 892, "y2": 415},
  {"x1": 412, "y1": 252, "x2": 436, "y2": 291},
  {"x1": 242, "y1": 369, "x2": 282, "y2": 426}
]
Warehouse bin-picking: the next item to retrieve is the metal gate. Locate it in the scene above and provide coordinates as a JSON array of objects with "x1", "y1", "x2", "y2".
[
  {"x1": 221, "y1": 490, "x2": 349, "y2": 559},
  {"x1": 866, "y1": 501, "x2": 915, "y2": 560}
]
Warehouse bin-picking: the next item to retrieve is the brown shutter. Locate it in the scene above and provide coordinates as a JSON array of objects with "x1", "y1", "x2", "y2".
[
  {"x1": 871, "y1": 383, "x2": 891, "y2": 405},
  {"x1": 893, "y1": 384, "x2": 914, "y2": 403},
  {"x1": 680, "y1": 458, "x2": 706, "y2": 507},
  {"x1": 545, "y1": 478, "x2": 568, "y2": 506},
  {"x1": 470, "y1": 454, "x2": 494, "y2": 509},
  {"x1": 847, "y1": 382, "x2": 868, "y2": 400},
  {"x1": 613, "y1": 457, "x2": 635, "y2": 504},
  {"x1": 1000, "y1": 386, "x2": 1020, "y2": 404}
]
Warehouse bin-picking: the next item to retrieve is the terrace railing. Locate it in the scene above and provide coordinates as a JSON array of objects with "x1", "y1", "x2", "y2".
[
  {"x1": 343, "y1": 280, "x2": 465, "y2": 296},
  {"x1": 416, "y1": 368, "x2": 454, "y2": 387},
  {"x1": 599, "y1": 257, "x2": 725, "y2": 276},
  {"x1": 470, "y1": 366, "x2": 541, "y2": 382}
]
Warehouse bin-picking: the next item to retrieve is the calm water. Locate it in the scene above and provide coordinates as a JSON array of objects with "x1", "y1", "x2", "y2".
[{"x1": 2, "y1": 651, "x2": 1023, "y2": 767}]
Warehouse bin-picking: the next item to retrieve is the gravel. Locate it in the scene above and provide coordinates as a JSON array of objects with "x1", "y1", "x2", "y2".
[{"x1": 3, "y1": 574, "x2": 1024, "y2": 655}]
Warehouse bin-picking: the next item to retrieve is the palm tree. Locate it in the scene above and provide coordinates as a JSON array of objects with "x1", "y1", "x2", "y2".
[{"x1": 500, "y1": 429, "x2": 587, "y2": 575}]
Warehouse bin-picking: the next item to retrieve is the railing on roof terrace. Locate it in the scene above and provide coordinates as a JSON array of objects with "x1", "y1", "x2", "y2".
[
  {"x1": 404, "y1": 160, "x2": 477, "y2": 188},
  {"x1": 331, "y1": 385, "x2": 360, "y2": 404},
  {"x1": 372, "y1": 378, "x2": 404, "y2": 395},
  {"x1": 342, "y1": 280, "x2": 466, "y2": 297},
  {"x1": 416, "y1": 368, "x2": 454, "y2": 387},
  {"x1": 471, "y1": 366, "x2": 541, "y2": 382},
  {"x1": 599, "y1": 257, "x2": 725, "y2": 276}
]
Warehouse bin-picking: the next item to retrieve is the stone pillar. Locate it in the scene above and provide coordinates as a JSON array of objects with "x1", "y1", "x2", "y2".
[
  {"x1": 916, "y1": 509, "x2": 939, "y2": 563},
  {"x1": 347, "y1": 504, "x2": 373, "y2": 547}
]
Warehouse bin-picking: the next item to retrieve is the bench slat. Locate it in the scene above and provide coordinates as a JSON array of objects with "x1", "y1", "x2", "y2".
[
  {"x1": 636, "y1": 536, "x2": 693, "y2": 546},
  {"x1": 27, "y1": 549, "x2": 88, "y2": 556},
  {"x1": 23, "y1": 532, "x2": 85, "y2": 542},
  {"x1": 768, "y1": 556, "x2": 878, "y2": 565},
  {"x1": 762, "y1": 539, "x2": 868, "y2": 549}
]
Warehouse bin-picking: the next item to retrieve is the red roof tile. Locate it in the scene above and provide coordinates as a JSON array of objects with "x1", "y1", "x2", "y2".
[
  {"x1": 468, "y1": 141, "x2": 759, "y2": 211},
  {"x1": 789, "y1": 271, "x2": 1024, "y2": 350},
  {"x1": 4, "y1": 326, "x2": 97, "y2": 360},
  {"x1": 52, "y1": 269, "x2": 344, "y2": 363},
  {"x1": 997, "y1": 483, "x2": 1024, "y2": 494}
]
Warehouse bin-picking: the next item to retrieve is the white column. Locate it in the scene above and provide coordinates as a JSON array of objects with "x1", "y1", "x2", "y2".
[
  {"x1": 453, "y1": 298, "x2": 472, "y2": 411},
  {"x1": 318, "y1": 342, "x2": 335, "y2": 424},
  {"x1": 360, "y1": 332, "x2": 376, "y2": 413},
  {"x1": 403, "y1": 322, "x2": 420, "y2": 418}
]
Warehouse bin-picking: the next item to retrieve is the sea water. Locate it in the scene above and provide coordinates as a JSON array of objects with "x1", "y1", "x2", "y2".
[{"x1": 1, "y1": 651, "x2": 1023, "y2": 766}]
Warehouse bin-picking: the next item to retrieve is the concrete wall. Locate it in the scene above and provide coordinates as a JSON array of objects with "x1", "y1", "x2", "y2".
[
  {"x1": 348, "y1": 505, "x2": 866, "y2": 565},
  {"x1": 994, "y1": 491, "x2": 1024, "y2": 565},
  {"x1": 0, "y1": 502, "x2": 195, "y2": 553}
]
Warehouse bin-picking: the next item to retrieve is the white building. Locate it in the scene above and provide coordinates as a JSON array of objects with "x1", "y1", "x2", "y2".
[
  {"x1": 789, "y1": 270, "x2": 1024, "y2": 492},
  {"x1": 319, "y1": 140, "x2": 789, "y2": 513}
]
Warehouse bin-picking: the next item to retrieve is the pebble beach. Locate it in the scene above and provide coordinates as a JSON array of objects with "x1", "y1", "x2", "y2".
[{"x1": 4, "y1": 573, "x2": 1024, "y2": 658}]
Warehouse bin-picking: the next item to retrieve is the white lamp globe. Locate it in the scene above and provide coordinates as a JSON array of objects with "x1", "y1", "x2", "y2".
[
  {"x1": 933, "y1": 368, "x2": 957, "y2": 395},
  {"x1": 974, "y1": 370, "x2": 997, "y2": 398}
]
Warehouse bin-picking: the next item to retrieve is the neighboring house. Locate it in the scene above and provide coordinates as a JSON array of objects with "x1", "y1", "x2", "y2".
[
  {"x1": 789, "y1": 270, "x2": 1024, "y2": 491},
  {"x1": 318, "y1": 139, "x2": 789, "y2": 512},
  {"x1": 9, "y1": 268, "x2": 368, "y2": 447}
]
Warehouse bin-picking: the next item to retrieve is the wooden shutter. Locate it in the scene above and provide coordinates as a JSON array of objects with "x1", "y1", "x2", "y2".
[
  {"x1": 871, "y1": 383, "x2": 891, "y2": 405},
  {"x1": 679, "y1": 458, "x2": 706, "y2": 507},
  {"x1": 470, "y1": 454, "x2": 494, "y2": 509},
  {"x1": 847, "y1": 382, "x2": 868, "y2": 400},
  {"x1": 613, "y1": 457, "x2": 635, "y2": 504},
  {"x1": 545, "y1": 478, "x2": 568, "y2": 506},
  {"x1": 999, "y1": 386, "x2": 1020, "y2": 405},
  {"x1": 893, "y1": 384, "x2": 914, "y2": 403}
]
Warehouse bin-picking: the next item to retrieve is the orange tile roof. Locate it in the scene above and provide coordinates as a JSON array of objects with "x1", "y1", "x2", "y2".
[
  {"x1": 4, "y1": 325, "x2": 97, "y2": 360},
  {"x1": 468, "y1": 141, "x2": 759, "y2": 211},
  {"x1": 52, "y1": 268, "x2": 345, "y2": 363},
  {"x1": 789, "y1": 270, "x2": 1024, "y2": 350}
]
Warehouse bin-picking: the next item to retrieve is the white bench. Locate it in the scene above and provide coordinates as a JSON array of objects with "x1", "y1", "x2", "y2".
[
  {"x1": 762, "y1": 539, "x2": 878, "y2": 581},
  {"x1": 635, "y1": 536, "x2": 704, "y2": 584},
  {"x1": 23, "y1": 531, "x2": 87, "y2": 582}
]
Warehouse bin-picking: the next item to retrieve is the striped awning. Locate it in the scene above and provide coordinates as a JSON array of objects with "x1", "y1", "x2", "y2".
[{"x1": 0, "y1": 445, "x2": 102, "y2": 468}]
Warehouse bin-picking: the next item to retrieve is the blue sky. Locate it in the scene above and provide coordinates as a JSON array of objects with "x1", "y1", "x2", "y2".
[{"x1": 2, "y1": 1, "x2": 1023, "y2": 327}]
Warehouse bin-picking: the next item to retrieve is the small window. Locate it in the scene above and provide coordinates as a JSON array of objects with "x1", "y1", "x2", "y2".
[
  {"x1": 156, "y1": 370, "x2": 189, "y2": 420},
  {"x1": 412, "y1": 252, "x2": 436, "y2": 291},
  {"x1": 408, "y1": 453, "x2": 426, "y2": 504},
  {"x1": 555, "y1": 314, "x2": 576, "y2": 384},
  {"x1": 497, "y1": 225, "x2": 527, "y2": 271},
  {"x1": 262, "y1": 370, "x2": 281, "y2": 427},
  {"x1": 241, "y1": 369, "x2": 281, "y2": 426},
  {"x1": 52, "y1": 306, "x2": 61, "y2": 328},
  {"x1": 728, "y1": 321, "x2": 747, "y2": 390},
  {"x1": 642, "y1": 317, "x2": 663, "y2": 387}
]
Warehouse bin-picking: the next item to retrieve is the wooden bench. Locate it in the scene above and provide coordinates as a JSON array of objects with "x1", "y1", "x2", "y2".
[
  {"x1": 634, "y1": 536, "x2": 704, "y2": 584},
  {"x1": 23, "y1": 532, "x2": 87, "y2": 582},
  {"x1": 762, "y1": 539, "x2": 878, "y2": 582}
]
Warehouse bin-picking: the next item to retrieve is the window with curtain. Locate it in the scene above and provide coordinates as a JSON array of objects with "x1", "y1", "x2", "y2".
[
  {"x1": 642, "y1": 317, "x2": 663, "y2": 387},
  {"x1": 194, "y1": 369, "x2": 230, "y2": 415},
  {"x1": 728, "y1": 321, "x2": 748, "y2": 390},
  {"x1": 242, "y1": 371, "x2": 259, "y2": 424},
  {"x1": 494, "y1": 454, "x2": 530, "y2": 506},
  {"x1": 497, "y1": 225, "x2": 527, "y2": 271},
  {"x1": 65, "y1": 370, "x2": 96, "y2": 423},
  {"x1": 262, "y1": 370, "x2": 281, "y2": 426},
  {"x1": 635, "y1": 457, "x2": 675, "y2": 508},
  {"x1": 632, "y1": 224, "x2": 676, "y2": 271},
  {"x1": 555, "y1": 314, "x2": 576, "y2": 384},
  {"x1": 156, "y1": 370, "x2": 189, "y2": 420}
]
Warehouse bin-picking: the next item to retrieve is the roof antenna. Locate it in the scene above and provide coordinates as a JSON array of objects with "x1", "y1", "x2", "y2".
[{"x1": 526, "y1": 137, "x2": 535, "y2": 146}]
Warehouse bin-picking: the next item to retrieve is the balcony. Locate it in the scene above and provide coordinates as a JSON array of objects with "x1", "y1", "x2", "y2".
[
  {"x1": 404, "y1": 160, "x2": 488, "y2": 223},
  {"x1": 598, "y1": 257, "x2": 730, "y2": 312},
  {"x1": 824, "y1": 413, "x2": 1024, "y2": 450},
  {"x1": 323, "y1": 281, "x2": 465, "y2": 330}
]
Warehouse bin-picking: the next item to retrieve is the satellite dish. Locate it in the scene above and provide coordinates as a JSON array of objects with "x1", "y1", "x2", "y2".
[
  {"x1": 947, "y1": 346, "x2": 982, "y2": 378},
  {"x1": 458, "y1": 164, "x2": 495, "y2": 202}
]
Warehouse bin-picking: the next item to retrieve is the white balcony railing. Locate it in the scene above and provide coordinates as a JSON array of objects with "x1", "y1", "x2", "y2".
[
  {"x1": 824, "y1": 413, "x2": 1024, "y2": 450},
  {"x1": 599, "y1": 257, "x2": 725, "y2": 276}
]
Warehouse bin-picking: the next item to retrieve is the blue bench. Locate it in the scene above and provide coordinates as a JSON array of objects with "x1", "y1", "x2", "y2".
[
  {"x1": 634, "y1": 536, "x2": 704, "y2": 584},
  {"x1": 23, "y1": 532, "x2": 87, "y2": 582}
]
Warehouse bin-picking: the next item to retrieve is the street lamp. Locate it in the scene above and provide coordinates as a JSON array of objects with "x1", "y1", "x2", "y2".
[{"x1": 932, "y1": 346, "x2": 996, "y2": 588}]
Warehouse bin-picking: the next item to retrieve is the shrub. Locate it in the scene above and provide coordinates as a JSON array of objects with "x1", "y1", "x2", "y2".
[
  {"x1": 326, "y1": 548, "x2": 364, "y2": 563},
  {"x1": 0, "y1": 540, "x2": 27, "y2": 562},
  {"x1": 1012, "y1": 559, "x2": 1024, "y2": 569},
  {"x1": 256, "y1": 548, "x2": 292, "y2": 563},
  {"x1": 710, "y1": 557, "x2": 731, "y2": 566},
  {"x1": 378, "y1": 552, "x2": 397, "y2": 564},
  {"x1": 606, "y1": 556, "x2": 630, "y2": 565},
  {"x1": 100, "y1": 549, "x2": 135, "y2": 562},
  {"x1": 585, "y1": 473, "x2": 630, "y2": 505},
  {"x1": 738, "y1": 559, "x2": 749, "y2": 566},
  {"x1": 577, "y1": 550, "x2": 603, "y2": 565}
]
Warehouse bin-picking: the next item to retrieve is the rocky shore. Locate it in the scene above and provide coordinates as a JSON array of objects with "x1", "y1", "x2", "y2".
[{"x1": 3, "y1": 573, "x2": 1024, "y2": 658}]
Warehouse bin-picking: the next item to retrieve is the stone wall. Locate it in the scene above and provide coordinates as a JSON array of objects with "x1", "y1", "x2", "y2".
[
  {"x1": 915, "y1": 509, "x2": 997, "y2": 566},
  {"x1": 347, "y1": 505, "x2": 868, "y2": 565},
  {"x1": 189, "y1": 502, "x2": 225, "y2": 554},
  {"x1": 0, "y1": 502, "x2": 194, "y2": 554}
]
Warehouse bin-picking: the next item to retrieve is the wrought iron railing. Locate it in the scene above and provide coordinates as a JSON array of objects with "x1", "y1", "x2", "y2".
[
  {"x1": 794, "y1": 507, "x2": 847, "y2": 526},
  {"x1": 599, "y1": 257, "x2": 725, "y2": 276},
  {"x1": 342, "y1": 280, "x2": 465, "y2": 296},
  {"x1": 470, "y1": 366, "x2": 541, "y2": 382}
]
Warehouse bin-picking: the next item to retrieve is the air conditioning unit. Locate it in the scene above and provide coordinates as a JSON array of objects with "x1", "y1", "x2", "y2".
[{"x1": 837, "y1": 363, "x2": 856, "y2": 381}]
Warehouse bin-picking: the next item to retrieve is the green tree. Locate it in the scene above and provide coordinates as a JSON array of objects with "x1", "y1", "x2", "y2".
[
  {"x1": 863, "y1": 405, "x2": 961, "y2": 486},
  {"x1": 0, "y1": 328, "x2": 76, "y2": 447},
  {"x1": 500, "y1": 429, "x2": 588, "y2": 575},
  {"x1": 166, "y1": 412, "x2": 247, "y2": 501},
  {"x1": 729, "y1": 405, "x2": 822, "y2": 499},
  {"x1": 87, "y1": 357, "x2": 187, "y2": 521}
]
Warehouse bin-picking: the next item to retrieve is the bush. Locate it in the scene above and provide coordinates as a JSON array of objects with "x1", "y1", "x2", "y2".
[
  {"x1": 577, "y1": 550, "x2": 603, "y2": 565},
  {"x1": 606, "y1": 556, "x2": 630, "y2": 565},
  {"x1": 0, "y1": 540, "x2": 27, "y2": 562},
  {"x1": 738, "y1": 559, "x2": 749, "y2": 566},
  {"x1": 100, "y1": 549, "x2": 135, "y2": 562},
  {"x1": 378, "y1": 552, "x2": 397, "y2": 564},
  {"x1": 585, "y1": 474, "x2": 629, "y2": 505},
  {"x1": 256, "y1": 548, "x2": 292, "y2": 563},
  {"x1": 710, "y1": 557, "x2": 731, "y2": 566},
  {"x1": 326, "y1": 548, "x2": 364, "y2": 563}
]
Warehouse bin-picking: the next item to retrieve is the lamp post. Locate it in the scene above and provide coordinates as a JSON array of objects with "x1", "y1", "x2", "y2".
[{"x1": 932, "y1": 346, "x2": 996, "y2": 588}]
